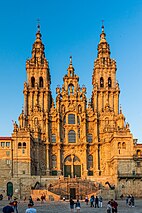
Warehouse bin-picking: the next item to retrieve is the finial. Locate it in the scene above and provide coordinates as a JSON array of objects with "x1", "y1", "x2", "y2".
[
  {"x1": 102, "y1": 20, "x2": 104, "y2": 32},
  {"x1": 70, "y1": 56, "x2": 72, "y2": 65},
  {"x1": 37, "y1": 18, "x2": 40, "y2": 32}
]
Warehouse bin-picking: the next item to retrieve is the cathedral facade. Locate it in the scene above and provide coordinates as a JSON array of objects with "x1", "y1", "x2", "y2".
[{"x1": 0, "y1": 25, "x2": 142, "y2": 199}]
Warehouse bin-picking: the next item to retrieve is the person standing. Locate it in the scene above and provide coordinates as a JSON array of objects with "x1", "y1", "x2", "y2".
[
  {"x1": 98, "y1": 195, "x2": 103, "y2": 207},
  {"x1": 95, "y1": 196, "x2": 99, "y2": 208},
  {"x1": 85, "y1": 196, "x2": 88, "y2": 205},
  {"x1": 25, "y1": 203, "x2": 37, "y2": 213},
  {"x1": 126, "y1": 195, "x2": 129, "y2": 206},
  {"x1": 70, "y1": 197, "x2": 74, "y2": 212},
  {"x1": 75, "y1": 199, "x2": 81, "y2": 213},
  {"x1": 90, "y1": 196, "x2": 93, "y2": 207},
  {"x1": 29, "y1": 196, "x2": 34, "y2": 206},
  {"x1": 12, "y1": 198, "x2": 18, "y2": 213},
  {"x1": 3, "y1": 202, "x2": 14, "y2": 213},
  {"x1": 111, "y1": 199, "x2": 118, "y2": 213},
  {"x1": 106, "y1": 201, "x2": 112, "y2": 213}
]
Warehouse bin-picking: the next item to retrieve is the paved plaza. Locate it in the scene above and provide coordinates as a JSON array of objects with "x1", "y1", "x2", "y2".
[{"x1": 0, "y1": 199, "x2": 142, "y2": 212}]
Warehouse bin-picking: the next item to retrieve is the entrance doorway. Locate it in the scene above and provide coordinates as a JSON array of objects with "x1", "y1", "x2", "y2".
[
  {"x1": 64, "y1": 155, "x2": 81, "y2": 178},
  {"x1": 7, "y1": 182, "x2": 13, "y2": 196},
  {"x1": 70, "y1": 188, "x2": 76, "y2": 199}
]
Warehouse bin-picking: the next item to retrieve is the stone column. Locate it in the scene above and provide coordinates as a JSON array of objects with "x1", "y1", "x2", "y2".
[
  {"x1": 24, "y1": 91, "x2": 28, "y2": 115},
  {"x1": 45, "y1": 142, "x2": 50, "y2": 175},
  {"x1": 71, "y1": 155, "x2": 74, "y2": 178},
  {"x1": 114, "y1": 91, "x2": 119, "y2": 115},
  {"x1": 57, "y1": 145, "x2": 62, "y2": 175}
]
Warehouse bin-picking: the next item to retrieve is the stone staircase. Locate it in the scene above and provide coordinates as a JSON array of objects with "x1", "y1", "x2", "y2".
[
  {"x1": 47, "y1": 177, "x2": 100, "y2": 199},
  {"x1": 31, "y1": 189, "x2": 60, "y2": 201}
]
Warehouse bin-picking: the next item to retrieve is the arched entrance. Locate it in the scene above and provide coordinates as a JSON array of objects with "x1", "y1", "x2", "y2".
[
  {"x1": 7, "y1": 182, "x2": 13, "y2": 196},
  {"x1": 64, "y1": 155, "x2": 81, "y2": 178}
]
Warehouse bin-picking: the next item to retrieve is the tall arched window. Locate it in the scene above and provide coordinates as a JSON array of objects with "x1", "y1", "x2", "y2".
[
  {"x1": 39, "y1": 77, "x2": 43, "y2": 87},
  {"x1": 68, "y1": 114, "x2": 75, "y2": 124},
  {"x1": 68, "y1": 130, "x2": 76, "y2": 143},
  {"x1": 18, "y1": 142, "x2": 22, "y2": 149},
  {"x1": 118, "y1": 142, "x2": 121, "y2": 149},
  {"x1": 100, "y1": 77, "x2": 104, "y2": 87},
  {"x1": 122, "y1": 142, "x2": 126, "y2": 149},
  {"x1": 108, "y1": 77, "x2": 112, "y2": 87},
  {"x1": 31, "y1": 77, "x2": 35, "y2": 87},
  {"x1": 23, "y1": 142, "x2": 26, "y2": 149}
]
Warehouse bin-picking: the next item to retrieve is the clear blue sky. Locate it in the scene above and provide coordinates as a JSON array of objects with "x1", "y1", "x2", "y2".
[{"x1": 0, "y1": 0, "x2": 142, "y2": 142}]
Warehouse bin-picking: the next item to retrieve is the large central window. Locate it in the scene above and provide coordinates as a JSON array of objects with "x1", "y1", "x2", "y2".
[
  {"x1": 68, "y1": 130, "x2": 76, "y2": 143},
  {"x1": 68, "y1": 114, "x2": 75, "y2": 124}
]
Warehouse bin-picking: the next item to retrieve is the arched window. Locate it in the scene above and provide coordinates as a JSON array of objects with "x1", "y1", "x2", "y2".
[
  {"x1": 137, "y1": 150, "x2": 141, "y2": 156},
  {"x1": 68, "y1": 130, "x2": 76, "y2": 143},
  {"x1": 23, "y1": 142, "x2": 26, "y2": 149},
  {"x1": 31, "y1": 77, "x2": 35, "y2": 87},
  {"x1": 18, "y1": 142, "x2": 22, "y2": 149},
  {"x1": 68, "y1": 114, "x2": 75, "y2": 124},
  {"x1": 100, "y1": 77, "x2": 104, "y2": 88},
  {"x1": 39, "y1": 77, "x2": 43, "y2": 87},
  {"x1": 122, "y1": 142, "x2": 126, "y2": 149},
  {"x1": 88, "y1": 155, "x2": 93, "y2": 169},
  {"x1": 68, "y1": 84, "x2": 74, "y2": 95},
  {"x1": 118, "y1": 142, "x2": 121, "y2": 149},
  {"x1": 87, "y1": 134, "x2": 93, "y2": 143},
  {"x1": 108, "y1": 77, "x2": 112, "y2": 87},
  {"x1": 52, "y1": 155, "x2": 57, "y2": 168},
  {"x1": 51, "y1": 134, "x2": 56, "y2": 143}
]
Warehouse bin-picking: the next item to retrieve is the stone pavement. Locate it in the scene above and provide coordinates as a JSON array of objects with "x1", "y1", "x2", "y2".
[{"x1": 0, "y1": 199, "x2": 142, "y2": 212}]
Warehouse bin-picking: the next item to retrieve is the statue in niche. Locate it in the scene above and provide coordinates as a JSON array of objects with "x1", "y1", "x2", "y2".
[
  {"x1": 34, "y1": 117, "x2": 38, "y2": 126},
  {"x1": 78, "y1": 105, "x2": 82, "y2": 113}
]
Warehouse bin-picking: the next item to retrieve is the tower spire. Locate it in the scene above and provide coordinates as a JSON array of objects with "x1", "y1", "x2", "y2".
[
  {"x1": 37, "y1": 18, "x2": 40, "y2": 32},
  {"x1": 100, "y1": 21, "x2": 106, "y2": 44},
  {"x1": 102, "y1": 20, "x2": 104, "y2": 32},
  {"x1": 97, "y1": 23, "x2": 110, "y2": 58},
  {"x1": 67, "y1": 56, "x2": 74, "y2": 77},
  {"x1": 70, "y1": 56, "x2": 72, "y2": 65}
]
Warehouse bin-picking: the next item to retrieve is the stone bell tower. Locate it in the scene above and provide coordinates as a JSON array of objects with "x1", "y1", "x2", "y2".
[
  {"x1": 92, "y1": 25, "x2": 120, "y2": 114},
  {"x1": 91, "y1": 25, "x2": 133, "y2": 182},
  {"x1": 12, "y1": 25, "x2": 52, "y2": 177}
]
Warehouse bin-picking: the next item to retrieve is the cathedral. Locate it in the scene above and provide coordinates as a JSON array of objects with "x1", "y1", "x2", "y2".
[{"x1": 0, "y1": 25, "x2": 142, "y2": 199}]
